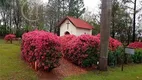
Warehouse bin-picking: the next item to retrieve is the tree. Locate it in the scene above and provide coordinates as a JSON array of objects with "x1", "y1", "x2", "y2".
[
  {"x1": 111, "y1": 0, "x2": 132, "y2": 44},
  {"x1": 0, "y1": 0, "x2": 12, "y2": 36},
  {"x1": 13, "y1": 0, "x2": 22, "y2": 37},
  {"x1": 123, "y1": 0, "x2": 142, "y2": 42},
  {"x1": 68, "y1": 0, "x2": 85, "y2": 18},
  {"x1": 99, "y1": 0, "x2": 112, "y2": 71},
  {"x1": 0, "y1": 0, "x2": 86, "y2": 36},
  {"x1": 81, "y1": 10, "x2": 100, "y2": 35}
]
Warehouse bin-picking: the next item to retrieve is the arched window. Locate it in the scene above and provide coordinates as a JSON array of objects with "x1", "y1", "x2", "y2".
[{"x1": 64, "y1": 31, "x2": 70, "y2": 35}]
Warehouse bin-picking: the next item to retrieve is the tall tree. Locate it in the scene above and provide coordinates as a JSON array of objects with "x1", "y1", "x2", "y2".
[
  {"x1": 81, "y1": 10, "x2": 100, "y2": 35},
  {"x1": 111, "y1": 0, "x2": 132, "y2": 44},
  {"x1": 123, "y1": 0, "x2": 142, "y2": 42},
  {"x1": 0, "y1": 0, "x2": 13, "y2": 35},
  {"x1": 68, "y1": 0, "x2": 85, "y2": 18},
  {"x1": 13, "y1": 0, "x2": 22, "y2": 37}
]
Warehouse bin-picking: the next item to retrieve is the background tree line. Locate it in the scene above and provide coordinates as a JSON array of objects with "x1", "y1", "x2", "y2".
[{"x1": 0, "y1": 0, "x2": 142, "y2": 43}]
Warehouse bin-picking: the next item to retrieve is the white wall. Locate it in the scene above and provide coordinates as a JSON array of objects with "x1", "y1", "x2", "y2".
[
  {"x1": 60, "y1": 19, "x2": 92, "y2": 36},
  {"x1": 76, "y1": 28, "x2": 92, "y2": 36},
  {"x1": 60, "y1": 20, "x2": 77, "y2": 36}
]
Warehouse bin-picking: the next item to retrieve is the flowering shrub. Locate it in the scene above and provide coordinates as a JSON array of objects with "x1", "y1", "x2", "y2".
[
  {"x1": 4, "y1": 34, "x2": 16, "y2": 43},
  {"x1": 109, "y1": 37, "x2": 122, "y2": 51},
  {"x1": 21, "y1": 30, "x2": 62, "y2": 71},
  {"x1": 96, "y1": 34, "x2": 122, "y2": 51},
  {"x1": 127, "y1": 42, "x2": 142, "y2": 63},
  {"x1": 128, "y1": 42, "x2": 142, "y2": 49},
  {"x1": 62, "y1": 34, "x2": 100, "y2": 67},
  {"x1": 60, "y1": 35, "x2": 76, "y2": 46},
  {"x1": 60, "y1": 35, "x2": 76, "y2": 56},
  {"x1": 61, "y1": 34, "x2": 122, "y2": 67}
]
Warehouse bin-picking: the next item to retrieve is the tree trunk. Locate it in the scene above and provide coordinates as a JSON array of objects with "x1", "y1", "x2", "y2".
[
  {"x1": 99, "y1": 0, "x2": 112, "y2": 71},
  {"x1": 132, "y1": 0, "x2": 137, "y2": 42}
]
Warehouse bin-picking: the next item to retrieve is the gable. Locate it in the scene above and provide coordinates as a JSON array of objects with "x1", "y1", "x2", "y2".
[
  {"x1": 60, "y1": 19, "x2": 77, "y2": 36},
  {"x1": 57, "y1": 16, "x2": 94, "y2": 30}
]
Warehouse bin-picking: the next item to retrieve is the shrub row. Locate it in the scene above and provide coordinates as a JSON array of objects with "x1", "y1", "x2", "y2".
[
  {"x1": 61, "y1": 34, "x2": 122, "y2": 67},
  {"x1": 108, "y1": 44, "x2": 142, "y2": 67},
  {"x1": 21, "y1": 31, "x2": 122, "y2": 69},
  {"x1": 21, "y1": 30, "x2": 62, "y2": 71}
]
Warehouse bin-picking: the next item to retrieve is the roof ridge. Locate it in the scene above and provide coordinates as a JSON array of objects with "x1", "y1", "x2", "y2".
[{"x1": 58, "y1": 16, "x2": 94, "y2": 30}]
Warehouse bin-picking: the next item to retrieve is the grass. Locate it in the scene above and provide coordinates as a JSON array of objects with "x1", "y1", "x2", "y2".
[
  {"x1": 0, "y1": 39, "x2": 38, "y2": 80},
  {"x1": 64, "y1": 64, "x2": 142, "y2": 80}
]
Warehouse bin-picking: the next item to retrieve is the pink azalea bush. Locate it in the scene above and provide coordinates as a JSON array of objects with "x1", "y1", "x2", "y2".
[
  {"x1": 60, "y1": 35, "x2": 76, "y2": 56},
  {"x1": 21, "y1": 30, "x2": 62, "y2": 71},
  {"x1": 96, "y1": 34, "x2": 122, "y2": 51},
  {"x1": 128, "y1": 42, "x2": 142, "y2": 49},
  {"x1": 62, "y1": 34, "x2": 100, "y2": 67},
  {"x1": 61, "y1": 34, "x2": 122, "y2": 67},
  {"x1": 4, "y1": 34, "x2": 16, "y2": 43}
]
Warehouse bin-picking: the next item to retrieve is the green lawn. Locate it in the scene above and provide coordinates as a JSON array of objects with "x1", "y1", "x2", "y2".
[
  {"x1": 0, "y1": 39, "x2": 38, "y2": 80},
  {"x1": 64, "y1": 64, "x2": 142, "y2": 80}
]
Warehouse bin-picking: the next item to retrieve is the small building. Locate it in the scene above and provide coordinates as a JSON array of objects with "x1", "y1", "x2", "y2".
[{"x1": 57, "y1": 16, "x2": 94, "y2": 36}]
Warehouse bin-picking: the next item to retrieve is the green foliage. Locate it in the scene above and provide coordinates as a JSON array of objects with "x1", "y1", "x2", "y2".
[
  {"x1": 0, "y1": 25, "x2": 10, "y2": 36},
  {"x1": 132, "y1": 49, "x2": 142, "y2": 63},
  {"x1": 90, "y1": 22, "x2": 100, "y2": 35},
  {"x1": 68, "y1": 0, "x2": 85, "y2": 18},
  {"x1": 108, "y1": 47, "x2": 123, "y2": 67},
  {"x1": 108, "y1": 48, "x2": 142, "y2": 66},
  {"x1": 111, "y1": 0, "x2": 132, "y2": 43},
  {"x1": 82, "y1": 47, "x2": 99, "y2": 67}
]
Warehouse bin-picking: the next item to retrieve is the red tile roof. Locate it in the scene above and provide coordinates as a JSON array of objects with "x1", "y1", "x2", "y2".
[{"x1": 57, "y1": 16, "x2": 94, "y2": 30}]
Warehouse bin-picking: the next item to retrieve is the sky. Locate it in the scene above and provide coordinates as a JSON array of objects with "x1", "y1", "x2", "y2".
[{"x1": 84, "y1": 0, "x2": 101, "y2": 13}]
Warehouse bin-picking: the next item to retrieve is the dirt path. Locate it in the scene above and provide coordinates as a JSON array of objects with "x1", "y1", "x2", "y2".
[{"x1": 37, "y1": 58, "x2": 87, "y2": 80}]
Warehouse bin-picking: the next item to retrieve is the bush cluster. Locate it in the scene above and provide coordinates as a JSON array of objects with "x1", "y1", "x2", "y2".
[
  {"x1": 21, "y1": 30, "x2": 62, "y2": 71},
  {"x1": 21, "y1": 31, "x2": 122, "y2": 69},
  {"x1": 132, "y1": 49, "x2": 142, "y2": 63},
  {"x1": 61, "y1": 34, "x2": 122, "y2": 67}
]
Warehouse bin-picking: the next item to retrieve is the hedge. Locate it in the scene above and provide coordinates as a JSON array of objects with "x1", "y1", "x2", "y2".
[{"x1": 61, "y1": 34, "x2": 122, "y2": 67}]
